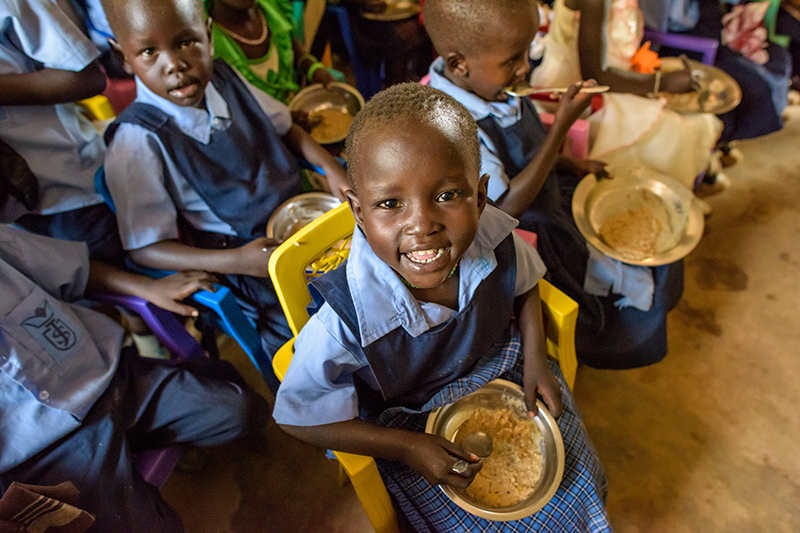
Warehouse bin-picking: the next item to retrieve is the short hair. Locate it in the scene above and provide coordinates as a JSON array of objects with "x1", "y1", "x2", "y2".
[
  {"x1": 101, "y1": 0, "x2": 206, "y2": 40},
  {"x1": 424, "y1": 0, "x2": 537, "y2": 56},
  {"x1": 345, "y1": 83, "x2": 481, "y2": 189}
]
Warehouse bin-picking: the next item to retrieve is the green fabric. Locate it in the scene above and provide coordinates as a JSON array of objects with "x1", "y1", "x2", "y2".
[{"x1": 208, "y1": 0, "x2": 300, "y2": 103}]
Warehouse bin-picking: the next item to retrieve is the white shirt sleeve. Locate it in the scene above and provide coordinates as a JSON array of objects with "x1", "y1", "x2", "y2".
[
  {"x1": 273, "y1": 305, "x2": 369, "y2": 426},
  {"x1": 512, "y1": 230, "x2": 547, "y2": 297},
  {"x1": 1, "y1": 0, "x2": 100, "y2": 72},
  {"x1": 479, "y1": 140, "x2": 511, "y2": 202},
  {"x1": 103, "y1": 124, "x2": 180, "y2": 250}
]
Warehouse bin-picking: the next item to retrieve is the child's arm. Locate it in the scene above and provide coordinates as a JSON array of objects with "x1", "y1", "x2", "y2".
[
  {"x1": 282, "y1": 123, "x2": 349, "y2": 200},
  {"x1": 86, "y1": 260, "x2": 217, "y2": 316},
  {"x1": 128, "y1": 238, "x2": 280, "y2": 279},
  {"x1": 515, "y1": 284, "x2": 563, "y2": 417},
  {"x1": 556, "y1": 155, "x2": 610, "y2": 180},
  {"x1": 0, "y1": 61, "x2": 106, "y2": 106},
  {"x1": 495, "y1": 83, "x2": 593, "y2": 219},
  {"x1": 576, "y1": 0, "x2": 693, "y2": 95},
  {"x1": 281, "y1": 419, "x2": 483, "y2": 488}
]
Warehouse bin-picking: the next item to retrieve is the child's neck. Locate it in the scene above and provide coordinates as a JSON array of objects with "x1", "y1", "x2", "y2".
[{"x1": 404, "y1": 265, "x2": 460, "y2": 310}]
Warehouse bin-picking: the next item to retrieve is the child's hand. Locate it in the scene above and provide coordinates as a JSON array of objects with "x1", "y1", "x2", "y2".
[
  {"x1": 143, "y1": 271, "x2": 218, "y2": 316},
  {"x1": 660, "y1": 57, "x2": 695, "y2": 94},
  {"x1": 568, "y1": 158, "x2": 610, "y2": 180},
  {"x1": 311, "y1": 67, "x2": 337, "y2": 89},
  {"x1": 236, "y1": 237, "x2": 282, "y2": 277},
  {"x1": 319, "y1": 163, "x2": 349, "y2": 201},
  {"x1": 523, "y1": 356, "x2": 563, "y2": 418},
  {"x1": 552, "y1": 80, "x2": 596, "y2": 129},
  {"x1": 402, "y1": 432, "x2": 483, "y2": 489}
]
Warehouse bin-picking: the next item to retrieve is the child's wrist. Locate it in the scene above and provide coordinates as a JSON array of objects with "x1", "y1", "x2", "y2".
[
  {"x1": 296, "y1": 53, "x2": 317, "y2": 72},
  {"x1": 307, "y1": 61, "x2": 327, "y2": 82}
]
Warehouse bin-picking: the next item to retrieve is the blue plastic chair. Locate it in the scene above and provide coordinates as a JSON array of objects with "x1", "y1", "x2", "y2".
[{"x1": 94, "y1": 167, "x2": 281, "y2": 392}]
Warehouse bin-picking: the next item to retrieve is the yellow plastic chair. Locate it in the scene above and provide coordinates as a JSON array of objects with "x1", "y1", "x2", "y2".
[
  {"x1": 268, "y1": 203, "x2": 579, "y2": 533},
  {"x1": 77, "y1": 94, "x2": 116, "y2": 121}
]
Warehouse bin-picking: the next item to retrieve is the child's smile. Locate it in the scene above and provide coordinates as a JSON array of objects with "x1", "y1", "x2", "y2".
[{"x1": 347, "y1": 118, "x2": 488, "y2": 300}]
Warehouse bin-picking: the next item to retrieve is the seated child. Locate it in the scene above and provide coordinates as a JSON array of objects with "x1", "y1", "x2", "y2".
[
  {"x1": 0, "y1": 0, "x2": 124, "y2": 265},
  {"x1": 274, "y1": 83, "x2": 610, "y2": 532},
  {"x1": 425, "y1": 0, "x2": 685, "y2": 369},
  {"x1": 100, "y1": 0, "x2": 349, "y2": 356},
  {"x1": 531, "y1": 0, "x2": 723, "y2": 189},
  {"x1": 206, "y1": 0, "x2": 338, "y2": 103},
  {"x1": 0, "y1": 224, "x2": 269, "y2": 532}
]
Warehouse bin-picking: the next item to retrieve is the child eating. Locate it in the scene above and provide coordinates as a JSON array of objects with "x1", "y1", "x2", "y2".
[
  {"x1": 274, "y1": 83, "x2": 610, "y2": 531},
  {"x1": 425, "y1": 0, "x2": 685, "y2": 369},
  {"x1": 100, "y1": 0, "x2": 348, "y2": 357}
]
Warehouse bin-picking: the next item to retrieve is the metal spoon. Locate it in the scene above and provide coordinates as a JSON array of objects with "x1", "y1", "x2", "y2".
[
  {"x1": 461, "y1": 431, "x2": 494, "y2": 458},
  {"x1": 504, "y1": 82, "x2": 610, "y2": 97}
]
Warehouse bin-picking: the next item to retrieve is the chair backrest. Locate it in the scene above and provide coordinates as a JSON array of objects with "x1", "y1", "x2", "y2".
[
  {"x1": 268, "y1": 202, "x2": 356, "y2": 335},
  {"x1": 268, "y1": 202, "x2": 579, "y2": 387}
]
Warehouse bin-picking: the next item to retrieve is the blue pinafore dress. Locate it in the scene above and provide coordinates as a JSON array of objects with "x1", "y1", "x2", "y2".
[
  {"x1": 309, "y1": 233, "x2": 610, "y2": 532},
  {"x1": 477, "y1": 97, "x2": 684, "y2": 369},
  {"x1": 104, "y1": 59, "x2": 301, "y2": 355}
]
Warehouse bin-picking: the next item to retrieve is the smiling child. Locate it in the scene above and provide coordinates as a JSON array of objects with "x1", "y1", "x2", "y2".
[{"x1": 274, "y1": 83, "x2": 610, "y2": 531}]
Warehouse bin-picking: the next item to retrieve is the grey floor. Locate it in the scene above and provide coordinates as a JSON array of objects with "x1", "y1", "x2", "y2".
[{"x1": 162, "y1": 106, "x2": 800, "y2": 532}]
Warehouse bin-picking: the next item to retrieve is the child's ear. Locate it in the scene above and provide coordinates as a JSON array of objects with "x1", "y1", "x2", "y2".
[
  {"x1": 107, "y1": 38, "x2": 134, "y2": 76},
  {"x1": 345, "y1": 188, "x2": 365, "y2": 227},
  {"x1": 445, "y1": 51, "x2": 468, "y2": 78},
  {"x1": 476, "y1": 173, "x2": 489, "y2": 214}
]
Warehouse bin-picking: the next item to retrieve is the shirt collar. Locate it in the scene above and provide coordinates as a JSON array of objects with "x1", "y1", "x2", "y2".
[
  {"x1": 428, "y1": 57, "x2": 522, "y2": 126},
  {"x1": 134, "y1": 77, "x2": 231, "y2": 143},
  {"x1": 346, "y1": 205, "x2": 518, "y2": 346}
]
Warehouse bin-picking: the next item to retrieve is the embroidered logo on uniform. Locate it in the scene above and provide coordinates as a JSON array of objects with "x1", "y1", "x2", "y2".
[{"x1": 21, "y1": 301, "x2": 77, "y2": 351}]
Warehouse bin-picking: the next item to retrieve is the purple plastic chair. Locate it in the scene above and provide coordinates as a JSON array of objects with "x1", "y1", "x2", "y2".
[
  {"x1": 90, "y1": 291, "x2": 205, "y2": 488},
  {"x1": 643, "y1": 28, "x2": 719, "y2": 65}
]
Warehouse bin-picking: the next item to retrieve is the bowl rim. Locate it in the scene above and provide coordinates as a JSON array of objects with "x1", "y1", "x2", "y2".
[
  {"x1": 425, "y1": 379, "x2": 565, "y2": 521},
  {"x1": 265, "y1": 192, "x2": 342, "y2": 240}
]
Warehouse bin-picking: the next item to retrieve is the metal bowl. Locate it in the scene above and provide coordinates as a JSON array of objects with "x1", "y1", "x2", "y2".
[
  {"x1": 361, "y1": 0, "x2": 420, "y2": 21},
  {"x1": 266, "y1": 193, "x2": 342, "y2": 241},
  {"x1": 288, "y1": 82, "x2": 365, "y2": 144},
  {"x1": 572, "y1": 166, "x2": 704, "y2": 266},
  {"x1": 425, "y1": 379, "x2": 565, "y2": 521},
  {"x1": 658, "y1": 57, "x2": 741, "y2": 115}
]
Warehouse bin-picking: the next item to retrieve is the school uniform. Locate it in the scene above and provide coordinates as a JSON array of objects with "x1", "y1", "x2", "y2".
[
  {"x1": 0, "y1": 225, "x2": 269, "y2": 532},
  {"x1": 0, "y1": 0, "x2": 123, "y2": 264},
  {"x1": 103, "y1": 59, "x2": 302, "y2": 355},
  {"x1": 274, "y1": 206, "x2": 610, "y2": 532},
  {"x1": 430, "y1": 57, "x2": 684, "y2": 369}
]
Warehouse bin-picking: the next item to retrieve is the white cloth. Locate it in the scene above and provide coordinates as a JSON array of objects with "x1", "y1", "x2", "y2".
[
  {"x1": 584, "y1": 244, "x2": 654, "y2": 310},
  {"x1": 531, "y1": 0, "x2": 722, "y2": 189},
  {"x1": 0, "y1": 0, "x2": 105, "y2": 215}
]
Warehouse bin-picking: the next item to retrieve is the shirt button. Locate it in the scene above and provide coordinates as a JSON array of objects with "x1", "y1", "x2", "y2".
[
  {"x1": 212, "y1": 117, "x2": 221, "y2": 128},
  {"x1": 39, "y1": 390, "x2": 50, "y2": 401}
]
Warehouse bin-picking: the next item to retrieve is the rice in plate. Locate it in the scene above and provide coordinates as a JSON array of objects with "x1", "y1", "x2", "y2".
[{"x1": 455, "y1": 407, "x2": 543, "y2": 507}]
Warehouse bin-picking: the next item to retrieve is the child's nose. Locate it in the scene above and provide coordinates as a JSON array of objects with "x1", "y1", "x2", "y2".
[
  {"x1": 162, "y1": 52, "x2": 187, "y2": 75},
  {"x1": 404, "y1": 203, "x2": 439, "y2": 236}
]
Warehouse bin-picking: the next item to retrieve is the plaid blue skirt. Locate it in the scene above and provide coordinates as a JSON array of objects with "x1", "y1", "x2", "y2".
[{"x1": 372, "y1": 327, "x2": 612, "y2": 532}]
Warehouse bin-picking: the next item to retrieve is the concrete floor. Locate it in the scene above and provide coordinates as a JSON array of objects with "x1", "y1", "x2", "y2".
[{"x1": 162, "y1": 106, "x2": 800, "y2": 532}]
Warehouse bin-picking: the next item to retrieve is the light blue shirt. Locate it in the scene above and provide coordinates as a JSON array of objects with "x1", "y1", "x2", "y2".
[
  {"x1": 429, "y1": 57, "x2": 524, "y2": 203},
  {"x1": 273, "y1": 205, "x2": 547, "y2": 426},
  {"x1": 104, "y1": 70, "x2": 293, "y2": 250},
  {"x1": 0, "y1": 0, "x2": 105, "y2": 216},
  {"x1": 0, "y1": 225, "x2": 122, "y2": 472}
]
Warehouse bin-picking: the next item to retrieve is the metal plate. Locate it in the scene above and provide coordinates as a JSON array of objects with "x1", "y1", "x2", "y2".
[
  {"x1": 266, "y1": 193, "x2": 342, "y2": 241},
  {"x1": 361, "y1": 0, "x2": 420, "y2": 21},
  {"x1": 425, "y1": 379, "x2": 565, "y2": 521},
  {"x1": 288, "y1": 83, "x2": 365, "y2": 144},
  {"x1": 658, "y1": 57, "x2": 741, "y2": 115},
  {"x1": 572, "y1": 168, "x2": 704, "y2": 266}
]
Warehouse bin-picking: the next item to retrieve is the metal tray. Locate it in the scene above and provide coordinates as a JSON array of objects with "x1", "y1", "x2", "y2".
[
  {"x1": 361, "y1": 0, "x2": 420, "y2": 21},
  {"x1": 572, "y1": 168, "x2": 704, "y2": 266},
  {"x1": 266, "y1": 193, "x2": 342, "y2": 241},
  {"x1": 426, "y1": 379, "x2": 565, "y2": 521},
  {"x1": 658, "y1": 57, "x2": 741, "y2": 115}
]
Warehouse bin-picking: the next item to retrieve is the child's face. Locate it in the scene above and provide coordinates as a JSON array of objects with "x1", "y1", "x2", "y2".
[
  {"x1": 347, "y1": 120, "x2": 489, "y2": 292},
  {"x1": 451, "y1": 7, "x2": 539, "y2": 102},
  {"x1": 112, "y1": 0, "x2": 214, "y2": 108}
]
